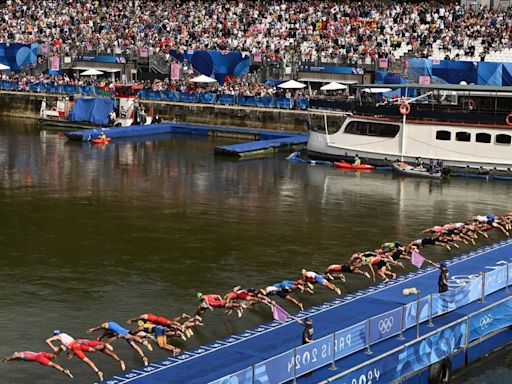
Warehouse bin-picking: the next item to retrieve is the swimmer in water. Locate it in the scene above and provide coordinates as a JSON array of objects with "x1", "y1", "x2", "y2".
[
  {"x1": 2, "y1": 351, "x2": 73, "y2": 378},
  {"x1": 87, "y1": 321, "x2": 152, "y2": 366}
]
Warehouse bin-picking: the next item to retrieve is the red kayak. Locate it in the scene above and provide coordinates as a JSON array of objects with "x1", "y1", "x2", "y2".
[
  {"x1": 334, "y1": 161, "x2": 375, "y2": 170},
  {"x1": 91, "y1": 138, "x2": 112, "y2": 144}
]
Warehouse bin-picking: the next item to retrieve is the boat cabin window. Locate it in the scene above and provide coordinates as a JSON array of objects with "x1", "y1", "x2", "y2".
[
  {"x1": 344, "y1": 121, "x2": 399, "y2": 138},
  {"x1": 496, "y1": 134, "x2": 512, "y2": 145},
  {"x1": 456, "y1": 132, "x2": 471, "y2": 142},
  {"x1": 435, "y1": 130, "x2": 451, "y2": 141},
  {"x1": 476, "y1": 133, "x2": 491, "y2": 143}
]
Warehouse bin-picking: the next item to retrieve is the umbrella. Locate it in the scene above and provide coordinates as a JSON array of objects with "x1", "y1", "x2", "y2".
[
  {"x1": 190, "y1": 74, "x2": 217, "y2": 83},
  {"x1": 320, "y1": 82, "x2": 347, "y2": 91},
  {"x1": 81, "y1": 69, "x2": 104, "y2": 76},
  {"x1": 0, "y1": 63, "x2": 10, "y2": 71},
  {"x1": 278, "y1": 80, "x2": 306, "y2": 89},
  {"x1": 362, "y1": 87, "x2": 393, "y2": 94}
]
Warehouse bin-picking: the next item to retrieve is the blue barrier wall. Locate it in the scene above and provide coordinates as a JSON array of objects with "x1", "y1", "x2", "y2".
[{"x1": 0, "y1": 43, "x2": 39, "y2": 71}]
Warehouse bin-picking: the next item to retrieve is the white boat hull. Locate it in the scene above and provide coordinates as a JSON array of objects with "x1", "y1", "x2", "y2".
[{"x1": 307, "y1": 115, "x2": 512, "y2": 171}]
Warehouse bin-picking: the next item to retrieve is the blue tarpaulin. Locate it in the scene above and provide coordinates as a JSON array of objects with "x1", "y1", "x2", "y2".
[
  {"x1": 69, "y1": 98, "x2": 115, "y2": 126},
  {"x1": 477, "y1": 62, "x2": 502, "y2": 86}
]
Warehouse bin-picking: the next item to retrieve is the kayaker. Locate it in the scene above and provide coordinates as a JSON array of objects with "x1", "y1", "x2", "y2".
[
  {"x1": 353, "y1": 154, "x2": 361, "y2": 166},
  {"x1": 2, "y1": 351, "x2": 73, "y2": 378},
  {"x1": 86, "y1": 321, "x2": 152, "y2": 366},
  {"x1": 98, "y1": 132, "x2": 108, "y2": 141}
]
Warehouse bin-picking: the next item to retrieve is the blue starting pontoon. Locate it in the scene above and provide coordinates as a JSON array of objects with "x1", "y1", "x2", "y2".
[
  {"x1": 101, "y1": 239, "x2": 512, "y2": 384},
  {"x1": 64, "y1": 123, "x2": 308, "y2": 157}
]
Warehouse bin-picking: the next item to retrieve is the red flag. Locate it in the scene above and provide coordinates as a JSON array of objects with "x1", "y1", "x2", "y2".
[
  {"x1": 272, "y1": 304, "x2": 290, "y2": 323},
  {"x1": 411, "y1": 250, "x2": 426, "y2": 268}
]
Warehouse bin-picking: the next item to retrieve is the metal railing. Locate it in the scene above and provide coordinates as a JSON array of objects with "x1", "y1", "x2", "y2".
[{"x1": 208, "y1": 259, "x2": 512, "y2": 384}]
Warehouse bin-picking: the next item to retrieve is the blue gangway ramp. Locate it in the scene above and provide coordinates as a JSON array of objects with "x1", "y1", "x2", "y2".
[{"x1": 101, "y1": 239, "x2": 512, "y2": 384}]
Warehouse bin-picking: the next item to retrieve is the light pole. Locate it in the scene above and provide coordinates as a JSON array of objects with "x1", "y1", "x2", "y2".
[{"x1": 403, "y1": 287, "x2": 421, "y2": 338}]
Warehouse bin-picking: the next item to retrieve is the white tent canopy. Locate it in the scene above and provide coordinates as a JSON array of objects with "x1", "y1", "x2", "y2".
[
  {"x1": 320, "y1": 82, "x2": 347, "y2": 91},
  {"x1": 278, "y1": 80, "x2": 306, "y2": 89},
  {"x1": 0, "y1": 63, "x2": 10, "y2": 71},
  {"x1": 190, "y1": 74, "x2": 217, "y2": 83},
  {"x1": 362, "y1": 87, "x2": 393, "y2": 94},
  {"x1": 81, "y1": 69, "x2": 104, "y2": 76}
]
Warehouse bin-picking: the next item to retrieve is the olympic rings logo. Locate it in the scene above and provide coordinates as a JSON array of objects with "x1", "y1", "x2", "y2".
[
  {"x1": 378, "y1": 317, "x2": 394, "y2": 333},
  {"x1": 479, "y1": 314, "x2": 493, "y2": 330}
]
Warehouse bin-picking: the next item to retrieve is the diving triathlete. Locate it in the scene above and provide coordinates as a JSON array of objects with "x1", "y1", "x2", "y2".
[
  {"x1": 195, "y1": 293, "x2": 246, "y2": 318},
  {"x1": 87, "y1": 321, "x2": 152, "y2": 366},
  {"x1": 46, "y1": 330, "x2": 125, "y2": 380},
  {"x1": 129, "y1": 321, "x2": 181, "y2": 355},
  {"x1": 2, "y1": 351, "x2": 73, "y2": 378},
  {"x1": 301, "y1": 270, "x2": 342, "y2": 295}
]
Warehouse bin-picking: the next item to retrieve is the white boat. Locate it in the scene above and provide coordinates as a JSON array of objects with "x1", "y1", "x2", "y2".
[{"x1": 306, "y1": 84, "x2": 512, "y2": 172}]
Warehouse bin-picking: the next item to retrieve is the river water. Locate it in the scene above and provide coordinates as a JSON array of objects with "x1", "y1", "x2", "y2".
[{"x1": 1, "y1": 117, "x2": 511, "y2": 383}]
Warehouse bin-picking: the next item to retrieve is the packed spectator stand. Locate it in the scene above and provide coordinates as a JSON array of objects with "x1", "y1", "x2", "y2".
[{"x1": 2, "y1": 1, "x2": 512, "y2": 111}]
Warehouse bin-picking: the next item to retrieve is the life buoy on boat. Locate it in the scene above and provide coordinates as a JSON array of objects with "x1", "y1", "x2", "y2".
[
  {"x1": 468, "y1": 99, "x2": 475, "y2": 110},
  {"x1": 506, "y1": 113, "x2": 512, "y2": 126},
  {"x1": 399, "y1": 102, "x2": 410, "y2": 115}
]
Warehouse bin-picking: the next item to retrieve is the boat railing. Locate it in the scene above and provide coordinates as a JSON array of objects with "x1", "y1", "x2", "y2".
[{"x1": 208, "y1": 255, "x2": 512, "y2": 384}]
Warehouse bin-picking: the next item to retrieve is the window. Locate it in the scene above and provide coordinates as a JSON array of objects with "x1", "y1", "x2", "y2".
[
  {"x1": 496, "y1": 134, "x2": 512, "y2": 145},
  {"x1": 456, "y1": 132, "x2": 471, "y2": 142},
  {"x1": 344, "y1": 121, "x2": 399, "y2": 138},
  {"x1": 476, "y1": 133, "x2": 491, "y2": 143},
  {"x1": 436, "y1": 130, "x2": 451, "y2": 141}
]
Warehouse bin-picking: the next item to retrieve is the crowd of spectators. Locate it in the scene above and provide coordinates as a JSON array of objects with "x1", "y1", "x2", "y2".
[
  {"x1": 0, "y1": 72, "x2": 308, "y2": 102},
  {"x1": 1, "y1": 0, "x2": 512, "y2": 66}
]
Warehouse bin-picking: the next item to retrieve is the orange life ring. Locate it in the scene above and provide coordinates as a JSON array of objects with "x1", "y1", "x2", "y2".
[
  {"x1": 399, "y1": 102, "x2": 410, "y2": 115},
  {"x1": 468, "y1": 99, "x2": 475, "y2": 110},
  {"x1": 506, "y1": 113, "x2": 512, "y2": 126}
]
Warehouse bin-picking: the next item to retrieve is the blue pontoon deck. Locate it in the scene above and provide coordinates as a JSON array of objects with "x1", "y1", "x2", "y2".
[{"x1": 100, "y1": 239, "x2": 512, "y2": 384}]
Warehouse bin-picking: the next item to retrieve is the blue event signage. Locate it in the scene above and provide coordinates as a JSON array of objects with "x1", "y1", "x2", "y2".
[
  {"x1": 468, "y1": 299, "x2": 512, "y2": 341},
  {"x1": 404, "y1": 296, "x2": 431, "y2": 329},
  {"x1": 369, "y1": 307, "x2": 403, "y2": 344},
  {"x1": 334, "y1": 320, "x2": 367, "y2": 359},
  {"x1": 331, "y1": 321, "x2": 467, "y2": 384},
  {"x1": 294, "y1": 335, "x2": 334, "y2": 377},
  {"x1": 431, "y1": 276, "x2": 482, "y2": 316},
  {"x1": 298, "y1": 65, "x2": 361, "y2": 75},
  {"x1": 208, "y1": 366, "x2": 253, "y2": 384},
  {"x1": 484, "y1": 265, "x2": 507, "y2": 296},
  {"x1": 253, "y1": 350, "x2": 294, "y2": 384}
]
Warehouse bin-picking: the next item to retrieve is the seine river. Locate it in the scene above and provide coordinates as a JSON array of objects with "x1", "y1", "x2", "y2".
[{"x1": 0, "y1": 117, "x2": 511, "y2": 383}]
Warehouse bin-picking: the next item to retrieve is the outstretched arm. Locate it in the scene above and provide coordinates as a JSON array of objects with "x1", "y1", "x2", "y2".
[
  {"x1": 2, "y1": 355, "x2": 18, "y2": 362},
  {"x1": 87, "y1": 325, "x2": 102, "y2": 333},
  {"x1": 45, "y1": 336, "x2": 60, "y2": 353}
]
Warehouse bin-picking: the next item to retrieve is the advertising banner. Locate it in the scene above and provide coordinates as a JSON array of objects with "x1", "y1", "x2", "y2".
[
  {"x1": 369, "y1": 307, "x2": 403, "y2": 344},
  {"x1": 468, "y1": 299, "x2": 512, "y2": 340},
  {"x1": 334, "y1": 320, "x2": 367, "y2": 359}
]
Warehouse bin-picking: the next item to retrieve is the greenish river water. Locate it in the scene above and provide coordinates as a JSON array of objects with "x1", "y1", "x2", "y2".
[{"x1": 0, "y1": 117, "x2": 511, "y2": 383}]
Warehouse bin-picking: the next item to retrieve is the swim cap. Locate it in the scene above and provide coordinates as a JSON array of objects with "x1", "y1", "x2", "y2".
[
  {"x1": 196, "y1": 292, "x2": 203, "y2": 300},
  {"x1": 137, "y1": 320, "x2": 145, "y2": 327},
  {"x1": 53, "y1": 330, "x2": 61, "y2": 336},
  {"x1": 440, "y1": 261, "x2": 447, "y2": 268},
  {"x1": 301, "y1": 269, "x2": 307, "y2": 275}
]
